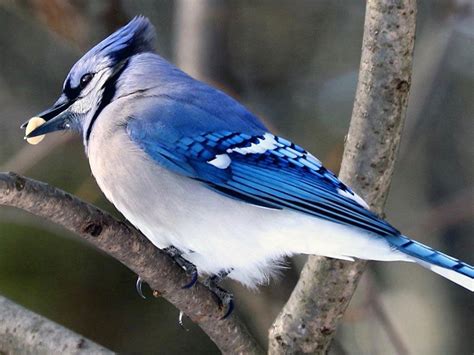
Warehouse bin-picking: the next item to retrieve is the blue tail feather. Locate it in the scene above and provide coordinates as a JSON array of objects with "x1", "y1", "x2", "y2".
[{"x1": 386, "y1": 235, "x2": 474, "y2": 289}]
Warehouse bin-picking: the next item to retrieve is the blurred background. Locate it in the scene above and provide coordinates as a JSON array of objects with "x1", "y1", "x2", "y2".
[{"x1": 0, "y1": 1, "x2": 473, "y2": 354}]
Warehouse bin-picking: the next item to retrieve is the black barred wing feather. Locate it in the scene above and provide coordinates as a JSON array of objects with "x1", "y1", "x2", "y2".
[{"x1": 172, "y1": 131, "x2": 400, "y2": 237}]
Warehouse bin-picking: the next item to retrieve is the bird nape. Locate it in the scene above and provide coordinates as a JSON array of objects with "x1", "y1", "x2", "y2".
[{"x1": 23, "y1": 16, "x2": 473, "y2": 315}]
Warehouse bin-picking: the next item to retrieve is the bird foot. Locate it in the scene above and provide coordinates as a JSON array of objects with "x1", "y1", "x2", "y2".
[
  {"x1": 203, "y1": 273, "x2": 234, "y2": 319},
  {"x1": 181, "y1": 264, "x2": 198, "y2": 289},
  {"x1": 163, "y1": 246, "x2": 199, "y2": 288}
]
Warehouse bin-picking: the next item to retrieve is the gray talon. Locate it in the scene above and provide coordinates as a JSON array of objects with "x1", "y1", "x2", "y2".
[{"x1": 136, "y1": 276, "x2": 146, "y2": 299}]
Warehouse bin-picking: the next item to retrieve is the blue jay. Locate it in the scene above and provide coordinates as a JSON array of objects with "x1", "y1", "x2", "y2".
[{"x1": 24, "y1": 16, "x2": 473, "y2": 305}]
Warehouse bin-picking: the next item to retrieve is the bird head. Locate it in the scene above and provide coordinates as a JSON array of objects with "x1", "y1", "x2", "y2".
[{"x1": 23, "y1": 16, "x2": 155, "y2": 142}]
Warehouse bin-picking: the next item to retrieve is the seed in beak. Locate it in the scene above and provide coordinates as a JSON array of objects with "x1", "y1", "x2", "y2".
[{"x1": 25, "y1": 116, "x2": 46, "y2": 145}]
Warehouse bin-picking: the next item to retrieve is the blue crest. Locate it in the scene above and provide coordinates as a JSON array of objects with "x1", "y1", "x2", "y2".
[
  {"x1": 63, "y1": 16, "x2": 156, "y2": 94},
  {"x1": 87, "y1": 16, "x2": 156, "y2": 64}
]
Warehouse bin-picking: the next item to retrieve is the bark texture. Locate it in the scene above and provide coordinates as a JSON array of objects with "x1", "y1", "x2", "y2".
[
  {"x1": 0, "y1": 295, "x2": 113, "y2": 354},
  {"x1": 268, "y1": 0, "x2": 417, "y2": 353},
  {"x1": 0, "y1": 172, "x2": 263, "y2": 355}
]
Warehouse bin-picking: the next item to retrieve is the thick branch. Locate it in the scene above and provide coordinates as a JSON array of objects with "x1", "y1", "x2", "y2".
[
  {"x1": 269, "y1": 1, "x2": 416, "y2": 353},
  {"x1": 0, "y1": 172, "x2": 263, "y2": 355},
  {"x1": 0, "y1": 295, "x2": 113, "y2": 354}
]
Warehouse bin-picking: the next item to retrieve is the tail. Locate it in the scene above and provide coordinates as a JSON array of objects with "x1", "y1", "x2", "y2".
[{"x1": 386, "y1": 235, "x2": 474, "y2": 292}]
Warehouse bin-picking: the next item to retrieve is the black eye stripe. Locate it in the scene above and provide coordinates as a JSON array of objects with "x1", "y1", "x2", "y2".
[
  {"x1": 63, "y1": 73, "x2": 95, "y2": 100},
  {"x1": 64, "y1": 78, "x2": 81, "y2": 101},
  {"x1": 85, "y1": 60, "x2": 129, "y2": 141}
]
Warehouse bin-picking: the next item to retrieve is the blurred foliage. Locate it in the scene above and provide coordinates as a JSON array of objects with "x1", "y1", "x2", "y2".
[{"x1": 0, "y1": 1, "x2": 473, "y2": 354}]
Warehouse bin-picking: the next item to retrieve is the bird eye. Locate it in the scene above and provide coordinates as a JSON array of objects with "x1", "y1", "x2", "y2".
[{"x1": 79, "y1": 73, "x2": 94, "y2": 89}]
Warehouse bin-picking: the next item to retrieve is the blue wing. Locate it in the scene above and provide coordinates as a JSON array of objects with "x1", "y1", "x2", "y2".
[
  {"x1": 127, "y1": 97, "x2": 399, "y2": 237},
  {"x1": 127, "y1": 97, "x2": 474, "y2": 282}
]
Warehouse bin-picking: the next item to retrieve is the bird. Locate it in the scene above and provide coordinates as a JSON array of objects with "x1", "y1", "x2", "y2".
[{"x1": 24, "y1": 16, "x2": 473, "y2": 309}]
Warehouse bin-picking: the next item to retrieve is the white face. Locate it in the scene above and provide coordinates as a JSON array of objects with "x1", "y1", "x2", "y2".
[
  {"x1": 26, "y1": 17, "x2": 154, "y2": 143},
  {"x1": 24, "y1": 59, "x2": 119, "y2": 145},
  {"x1": 69, "y1": 67, "x2": 113, "y2": 116}
]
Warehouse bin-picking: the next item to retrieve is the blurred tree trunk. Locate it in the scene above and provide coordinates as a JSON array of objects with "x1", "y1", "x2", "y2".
[
  {"x1": 2, "y1": 0, "x2": 128, "y2": 49},
  {"x1": 269, "y1": 0, "x2": 417, "y2": 353},
  {"x1": 423, "y1": 11, "x2": 474, "y2": 354},
  {"x1": 173, "y1": 0, "x2": 240, "y2": 92}
]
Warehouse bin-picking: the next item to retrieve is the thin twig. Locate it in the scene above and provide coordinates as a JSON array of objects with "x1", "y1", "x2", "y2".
[
  {"x1": 370, "y1": 302, "x2": 408, "y2": 355},
  {"x1": 0, "y1": 295, "x2": 114, "y2": 354},
  {"x1": 367, "y1": 277, "x2": 410, "y2": 355}
]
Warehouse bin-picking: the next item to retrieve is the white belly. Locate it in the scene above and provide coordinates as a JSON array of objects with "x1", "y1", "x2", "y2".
[{"x1": 86, "y1": 117, "x2": 407, "y2": 287}]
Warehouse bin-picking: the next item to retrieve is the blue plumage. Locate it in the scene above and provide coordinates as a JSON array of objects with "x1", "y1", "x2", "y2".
[
  {"x1": 83, "y1": 15, "x2": 155, "y2": 65},
  {"x1": 128, "y1": 124, "x2": 399, "y2": 236},
  {"x1": 26, "y1": 16, "x2": 473, "y2": 291},
  {"x1": 129, "y1": 111, "x2": 474, "y2": 283},
  {"x1": 385, "y1": 235, "x2": 474, "y2": 279}
]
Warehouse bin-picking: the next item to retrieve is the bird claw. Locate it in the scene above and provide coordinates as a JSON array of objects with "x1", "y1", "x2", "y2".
[
  {"x1": 163, "y1": 246, "x2": 199, "y2": 289},
  {"x1": 178, "y1": 311, "x2": 189, "y2": 331},
  {"x1": 163, "y1": 248, "x2": 234, "y2": 317},
  {"x1": 219, "y1": 294, "x2": 234, "y2": 319},
  {"x1": 136, "y1": 276, "x2": 146, "y2": 299},
  {"x1": 182, "y1": 266, "x2": 198, "y2": 289},
  {"x1": 203, "y1": 274, "x2": 234, "y2": 319}
]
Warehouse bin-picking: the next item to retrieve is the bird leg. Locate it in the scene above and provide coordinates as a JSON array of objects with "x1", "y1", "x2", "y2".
[
  {"x1": 203, "y1": 270, "x2": 234, "y2": 319},
  {"x1": 163, "y1": 246, "x2": 198, "y2": 288}
]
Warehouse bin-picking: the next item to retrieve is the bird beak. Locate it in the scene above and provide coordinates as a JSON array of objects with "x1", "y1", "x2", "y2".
[{"x1": 22, "y1": 97, "x2": 73, "y2": 138}]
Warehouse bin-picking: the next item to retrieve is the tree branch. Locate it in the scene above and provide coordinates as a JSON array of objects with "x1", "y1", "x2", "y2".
[
  {"x1": 0, "y1": 295, "x2": 113, "y2": 354},
  {"x1": 268, "y1": 0, "x2": 417, "y2": 353},
  {"x1": 0, "y1": 172, "x2": 263, "y2": 355}
]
